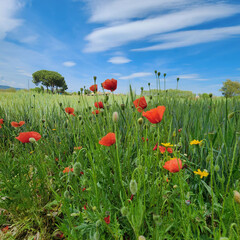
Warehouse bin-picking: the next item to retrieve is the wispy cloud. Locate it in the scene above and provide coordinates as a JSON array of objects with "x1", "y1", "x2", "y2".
[
  {"x1": 63, "y1": 61, "x2": 76, "y2": 67},
  {"x1": 108, "y1": 56, "x2": 131, "y2": 64},
  {"x1": 0, "y1": 0, "x2": 24, "y2": 40},
  {"x1": 84, "y1": 3, "x2": 240, "y2": 52},
  {"x1": 87, "y1": 0, "x2": 195, "y2": 23},
  {"x1": 133, "y1": 25, "x2": 240, "y2": 51},
  {"x1": 119, "y1": 72, "x2": 152, "y2": 80}
]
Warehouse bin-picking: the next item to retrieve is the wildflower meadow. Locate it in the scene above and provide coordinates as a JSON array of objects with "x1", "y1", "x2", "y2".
[{"x1": 0, "y1": 79, "x2": 240, "y2": 240}]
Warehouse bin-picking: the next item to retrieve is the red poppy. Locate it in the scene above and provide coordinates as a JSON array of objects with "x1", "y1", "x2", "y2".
[
  {"x1": 0, "y1": 125, "x2": 2, "y2": 129},
  {"x1": 178, "y1": 128, "x2": 182, "y2": 132},
  {"x1": 16, "y1": 132, "x2": 41, "y2": 143},
  {"x1": 92, "y1": 110, "x2": 100, "y2": 115},
  {"x1": 159, "y1": 146, "x2": 166, "y2": 154},
  {"x1": 102, "y1": 78, "x2": 117, "y2": 92},
  {"x1": 104, "y1": 215, "x2": 110, "y2": 224},
  {"x1": 82, "y1": 187, "x2": 86, "y2": 191},
  {"x1": 142, "y1": 137, "x2": 148, "y2": 142},
  {"x1": 11, "y1": 121, "x2": 25, "y2": 127},
  {"x1": 74, "y1": 146, "x2": 83, "y2": 150},
  {"x1": 63, "y1": 167, "x2": 74, "y2": 173},
  {"x1": 65, "y1": 107, "x2": 75, "y2": 116},
  {"x1": 133, "y1": 96, "x2": 147, "y2": 112},
  {"x1": 94, "y1": 101, "x2": 104, "y2": 109},
  {"x1": 163, "y1": 158, "x2": 182, "y2": 173},
  {"x1": 89, "y1": 84, "x2": 98, "y2": 92},
  {"x1": 142, "y1": 106, "x2": 166, "y2": 124},
  {"x1": 153, "y1": 142, "x2": 158, "y2": 151},
  {"x1": 84, "y1": 205, "x2": 87, "y2": 210},
  {"x1": 1, "y1": 226, "x2": 9, "y2": 233},
  {"x1": 0, "y1": 119, "x2": 4, "y2": 124},
  {"x1": 167, "y1": 147, "x2": 173, "y2": 153},
  {"x1": 99, "y1": 133, "x2": 116, "y2": 146}
]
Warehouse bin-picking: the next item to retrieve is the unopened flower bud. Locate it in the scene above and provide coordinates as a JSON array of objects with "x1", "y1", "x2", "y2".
[
  {"x1": 93, "y1": 232, "x2": 100, "y2": 240},
  {"x1": 173, "y1": 185, "x2": 178, "y2": 189},
  {"x1": 214, "y1": 165, "x2": 220, "y2": 172},
  {"x1": 130, "y1": 179, "x2": 138, "y2": 195},
  {"x1": 138, "y1": 118, "x2": 143, "y2": 125},
  {"x1": 92, "y1": 206, "x2": 97, "y2": 211},
  {"x1": 112, "y1": 112, "x2": 119, "y2": 123},
  {"x1": 138, "y1": 236, "x2": 146, "y2": 240},
  {"x1": 209, "y1": 93, "x2": 213, "y2": 98},
  {"x1": 150, "y1": 95, "x2": 152, "y2": 100},
  {"x1": 73, "y1": 162, "x2": 82, "y2": 177},
  {"x1": 59, "y1": 102, "x2": 62, "y2": 106},
  {"x1": 121, "y1": 206, "x2": 128, "y2": 216},
  {"x1": 228, "y1": 112, "x2": 235, "y2": 120},
  {"x1": 233, "y1": 190, "x2": 240, "y2": 204},
  {"x1": 121, "y1": 104, "x2": 125, "y2": 110}
]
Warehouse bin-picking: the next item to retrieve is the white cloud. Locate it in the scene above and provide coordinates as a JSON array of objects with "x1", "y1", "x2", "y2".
[
  {"x1": 84, "y1": 4, "x2": 240, "y2": 52},
  {"x1": 87, "y1": 0, "x2": 194, "y2": 23},
  {"x1": 63, "y1": 61, "x2": 76, "y2": 67},
  {"x1": 17, "y1": 69, "x2": 32, "y2": 77},
  {"x1": 0, "y1": 0, "x2": 24, "y2": 39},
  {"x1": 133, "y1": 25, "x2": 240, "y2": 51},
  {"x1": 108, "y1": 56, "x2": 131, "y2": 64},
  {"x1": 119, "y1": 72, "x2": 152, "y2": 80}
]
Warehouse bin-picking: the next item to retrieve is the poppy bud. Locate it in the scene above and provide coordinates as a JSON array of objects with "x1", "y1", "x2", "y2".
[
  {"x1": 228, "y1": 112, "x2": 235, "y2": 120},
  {"x1": 29, "y1": 137, "x2": 36, "y2": 143},
  {"x1": 88, "y1": 106, "x2": 92, "y2": 110},
  {"x1": 78, "y1": 115, "x2": 82, "y2": 120},
  {"x1": 138, "y1": 118, "x2": 143, "y2": 125},
  {"x1": 33, "y1": 94, "x2": 35, "y2": 97},
  {"x1": 214, "y1": 165, "x2": 220, "y2": 172},
  {"x1": 173, "y1": 185, "x2": 178, "y2": 188},
  {"x1": 59, "y1": 103, "x2": 62, "y2": 106},
  {"x1": 64, "y1": 190, "x2": 70, "y2": 198},
  {"x1": 153, "y1": 214, "x2": 161, "y2": 223},
  {"x1": 121, "y1": 104, "x2": 125, "y2": 110},
  {"x1": 138, "y1": 236, "x2": 146, "y2": 240},
  {"x1": 112, "y1": 112, "x2": 119, "y2": 123},
  {"x1": 150, "y1": 95, "x2": 152, "y2": 100},
  {"x1": 93, "y1": 232, "x2": 100, "y2": 240},
  {"x1": 233, "y1": 190, "x2": 240, "y2": 204},
  {"x1": 73, "y1": 162, "x2": 82, "y2": 176},
  {"x1": 130, "y1": 179, "x2": 138, "y2": 195},
  {"x1": 209, "y1": 93, "x2": 213, "y2": 98},
  {"x1": 96, "y1": 220, "x2": 101, "y2": 227},
  {"x1": 121, "y1": 206, "x2": 128, "y2": 216},
  {"x1": 172, "y1": 130, "x2": 176, "y2": 137},
  {"x1": 78, "y1": 100, "x2": 80, "y2": 103},
  {"x1": 92, "y1": 206, "x2": 97, "y2": 211},
  {"x1": 148, "y1": 82, "x2": 150, "y2": 86},
  {"x1": 154, "y1": 133, "x2": 158, "y2": 138}
]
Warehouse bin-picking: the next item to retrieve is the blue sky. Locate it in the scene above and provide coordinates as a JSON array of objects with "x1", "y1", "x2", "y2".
[{"x1": 0, "y1": 0, "x2": 240, "y2": 95}]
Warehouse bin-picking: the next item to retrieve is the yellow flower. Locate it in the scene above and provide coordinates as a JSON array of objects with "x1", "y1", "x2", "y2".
[
  {"x1": 30, "y1": 151, "x2": 34, "y2": 154},
  {"x1": 52, "y1": 129, "x2": 56, "y2": 131},
  {"x1": 194, "y1": 169, "x2": 209, "y2": 178},
  {"x1": 161, "y1": 142, "x2": 173, "y2": 147},
  {"x1": 190, "y1": 139, "x2": 203, "y2": 145}
]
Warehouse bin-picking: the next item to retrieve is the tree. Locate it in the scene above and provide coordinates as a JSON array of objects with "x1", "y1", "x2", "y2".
[
  {"x1": 32, "y1": 70, "x2": 67, "y2": 93},
  {"x1": 220, "y1": 79, "x2": 240, "y2": 97}
]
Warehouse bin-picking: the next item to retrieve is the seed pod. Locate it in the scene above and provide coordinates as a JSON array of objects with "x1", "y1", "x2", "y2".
[{"x1": 130, "y1": 179, "x2": 138, "y2": 195}]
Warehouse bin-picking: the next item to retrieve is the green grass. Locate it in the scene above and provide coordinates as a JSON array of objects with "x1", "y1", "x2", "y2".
[{"x1": 0, "y1": 91, "x2": 240, "y2": 240}]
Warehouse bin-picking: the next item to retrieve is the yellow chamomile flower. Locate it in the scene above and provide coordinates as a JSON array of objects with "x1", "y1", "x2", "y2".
[
  {"x1": 161, "y1": 142, "x2": 173, "y2": 147},
  {"x1": 194, "y1": 169, "x2": 209, "y2": 179},
  {"x1": 190, "y1": 139, "x2": 203, "y2": 145}
]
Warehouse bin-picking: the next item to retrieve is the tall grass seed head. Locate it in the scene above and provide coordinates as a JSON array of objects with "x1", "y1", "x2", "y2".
[
  {"x1": 130, "y1": 179, "x2": 138, "y2": 195},
  {"x1": 112, "y1": 112, "x2": 119, "y2": 123}
]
